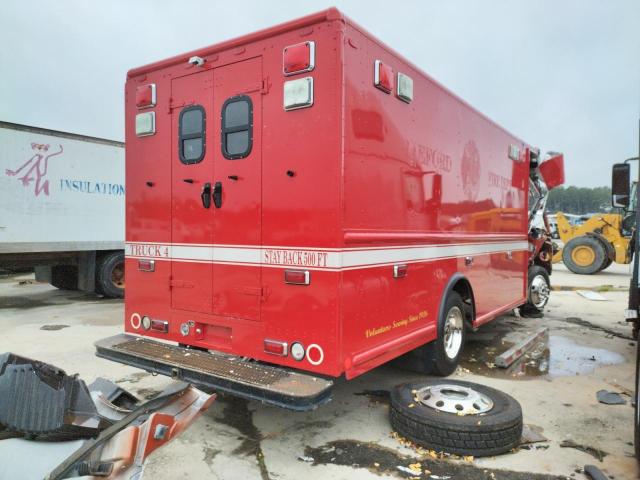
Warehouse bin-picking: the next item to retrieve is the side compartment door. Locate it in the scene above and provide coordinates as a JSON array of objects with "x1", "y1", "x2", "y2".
[
  {"x1": 170, "y1": 72, "x2": 215, "y2": 313},
  {"x1": 211, "y1": 57, "x2": 262, "y2": 321}
]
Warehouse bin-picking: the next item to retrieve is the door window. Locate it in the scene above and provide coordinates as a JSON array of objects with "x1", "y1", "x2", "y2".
[
  {"x1": 179, "y1": 105, "x2": 206, "y2": 164},
  {"x1": 221, "y1": 96, "x2": 253, "y2": 159}
]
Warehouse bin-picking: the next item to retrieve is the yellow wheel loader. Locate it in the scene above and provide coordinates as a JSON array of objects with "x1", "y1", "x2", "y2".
[{"x1": 552, "y1": 208, "x2": 634, "y2": 274}]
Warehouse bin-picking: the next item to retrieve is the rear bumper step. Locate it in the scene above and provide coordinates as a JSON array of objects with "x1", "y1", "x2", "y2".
[{"x1": 95, "y1": 334, "x2": 333, "y2": 411}]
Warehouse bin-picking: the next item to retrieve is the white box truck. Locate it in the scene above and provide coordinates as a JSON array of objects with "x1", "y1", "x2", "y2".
[{"x1": 0, "y1": 121, "x2": 125, "y2": 297}]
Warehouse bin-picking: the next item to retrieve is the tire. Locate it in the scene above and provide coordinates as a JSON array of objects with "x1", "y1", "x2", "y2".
[
  {"x1": 96, "y1": 251, "x2": 125, "y2": 298},
  {"x1": 50, "y1": 265, "x2": 78, "y2": 291},
  {"x1": 390, "y1": 379, "x2": 523, "y2": 457},
  {"x1": 599, "y1": 256, "x2": 613, "y2": 272},
  {"x1": 597, "y1": 236, "x2": 615, "y2": 272},
  {"x1": 525, "y1": 266, "x2": 550, "y2": 312},
  {"x1": 428, "y1": 291, "x2": 467, "y2": 376},
  {"x1": 391, "y1": 291, "x2": 467, "y2": 376},
  {"x1": 562, "y1": 236, "x2": 606, "y2": 275}
]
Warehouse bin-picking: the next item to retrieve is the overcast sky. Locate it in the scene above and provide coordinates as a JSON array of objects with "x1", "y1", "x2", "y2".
[{"x1": 1, "y1": 0, "x2": 638, "y2": 187}]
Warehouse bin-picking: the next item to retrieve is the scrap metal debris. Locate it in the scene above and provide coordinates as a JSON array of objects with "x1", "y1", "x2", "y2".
[
  {"x1": 520, "y1": 424, "x2": 548, "y2": 445},
  {"x1": 596, "y1": 389, "x2": 626, "y2": 405},
  {"x1": 0, "y1": 353, "x2": 216, "y2": 479},
  {"x1": 583, "y1": 464, "x2": 608, "y2": 480},
  {"x1": 559, "y1": 440, "x2": 608, "y2": 462},
  {"x1": 575, "y1": 290, "x2": 608, "y2": 301},
  {"x1": 0, "y1": 353, "x2": 104, "y2": 440},
  {"x1": 495, "y1": 328, "x2": 548, "y2": 368}
]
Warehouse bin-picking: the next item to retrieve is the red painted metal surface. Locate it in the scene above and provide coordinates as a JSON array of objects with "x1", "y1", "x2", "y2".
[
  {"x1": 539, "y1": 153, "x2": 565, "y2": 190},
  {"x1": 123, "y1": 8, "x2": 537, "y2": 380}
]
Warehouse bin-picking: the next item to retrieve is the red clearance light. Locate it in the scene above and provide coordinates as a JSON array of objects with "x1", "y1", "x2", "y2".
[
  {"x1": 284, "y1": 269, "x2": 310, "y2": 285},
  {"x1": 264, "y1": 339, "x2": 288, "y2": 356},
  {"x1": 283, "y1": 41, "x2": 315, "y2": 76},
  {"x1": 374, "y1": 60, "x2": 393, "y2": 93},
  {"x1": 135, "y1": 84, "x2": 156, "y2": 109},
  {"x1": 150, "y1": 319, "x2": 168, "y2": 333},
  {"x1": 138, "y1": 259, "x2": 155, "y2": 272}
]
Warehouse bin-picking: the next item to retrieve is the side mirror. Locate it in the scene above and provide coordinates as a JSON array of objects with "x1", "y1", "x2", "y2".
[
  {"x1": 538, "y1": 153, "x2": 565, "y2": 190},
  {"x1": 612, "y1": 163, "x2": 630, "y2": 208}
]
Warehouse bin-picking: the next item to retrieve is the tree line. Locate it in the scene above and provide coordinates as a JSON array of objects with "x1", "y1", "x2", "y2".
[{"x1": 546, "y1": 186, "x2": 612, "y2": 215}]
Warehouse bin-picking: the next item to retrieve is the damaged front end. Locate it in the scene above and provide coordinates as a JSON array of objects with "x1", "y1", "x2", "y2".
[{"x1": 0, "y1": 353, "x2": 215, "y2": 479}]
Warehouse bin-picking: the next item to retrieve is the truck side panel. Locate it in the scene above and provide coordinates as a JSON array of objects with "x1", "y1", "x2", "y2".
[{"x1": 340, "y1": 22, "x2": 529, "y2": 377}]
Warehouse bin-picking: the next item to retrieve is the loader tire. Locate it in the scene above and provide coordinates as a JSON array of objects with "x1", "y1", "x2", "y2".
[
  {"x1": 390, "y1": 380, "x2": 523, "y2": 457},
  {"x1": 562, "y1": 236, "x2": 606, "y2": 275},
  {"x1": 599, "y1": 256, "x2": 613, "y2": 272},
  {"x1": 96, "y1": 251, "x2": 125, "y2": 298},
  {"x1": 50, "y1": 265, "x2": 78, "y2": 291}
]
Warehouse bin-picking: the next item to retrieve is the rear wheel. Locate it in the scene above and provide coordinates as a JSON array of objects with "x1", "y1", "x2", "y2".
[
  {"x1": 391, "y1": 291, "x2": 467, "y2": 376},
  {"x1": 428, "y1": 291, "x2": 467, "y2": 376},
  {"x1": 96, "y1": 252, "x2": 125, "y2": 298},
  {"x1": 599, "y1": 256, "x2": 614, "y2": 272},
  {"x1": 562, "y1": 235, "x2": 606, "y2": 275}
]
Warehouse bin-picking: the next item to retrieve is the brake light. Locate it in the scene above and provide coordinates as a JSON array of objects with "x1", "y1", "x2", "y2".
[
  {"x1": 150, "y1": 319, "x2": 168, "y2": 333},
  {"x1": 135, "y1": 84, "x2": 156, "y2": 109},
  {"x1": 374, "y1": 60, "x2": 393, "y2": 93},
  {"x1": 283, "y1": 41, "x2": 315, "y2": 75},
  {"x1": 284, "y1": 269, "x2": 310, "y2": 285},
  {"x1": 264, "y1": 339, "x2": 288, "y2": 356}
]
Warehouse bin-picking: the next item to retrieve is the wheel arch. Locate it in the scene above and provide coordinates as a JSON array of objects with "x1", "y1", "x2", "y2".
[{"x1": 440, "y1": 273, "x2": 475, "y2": 329}]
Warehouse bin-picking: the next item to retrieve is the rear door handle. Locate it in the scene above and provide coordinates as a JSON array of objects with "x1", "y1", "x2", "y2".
[
  {"x1": 201, "y1": 183, "x2": 211, "y2": 209},
  {"x1": 213, "y1": 181, "x2": 222, "y2": 208}
]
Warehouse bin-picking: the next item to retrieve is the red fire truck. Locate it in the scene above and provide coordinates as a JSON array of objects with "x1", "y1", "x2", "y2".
[{"x1": 97, "y1": 8, "x2": 564, "y2": 410}]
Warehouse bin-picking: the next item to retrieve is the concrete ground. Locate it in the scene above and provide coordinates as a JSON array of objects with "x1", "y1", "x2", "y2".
[{"x1": 0, "y1": 263, "x2": 638, "y2": 479}]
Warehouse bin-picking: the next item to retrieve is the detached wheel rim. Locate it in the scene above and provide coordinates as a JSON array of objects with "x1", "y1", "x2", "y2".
[
  {"x1": 571, "y1": 245, "x2": 596, "y2": 267},
  {"x1": 529, "y1": 274, "x2": 550, "y2": 309},
  {"x1": 443, "y1": 306, "x2": 464, "y2": 359},
  {"x1": 415, "y1": 384, "x2": 494, "y2": 415},
  {"x1": 111, "y1": 261, "x2": 125, "y2": 289}
]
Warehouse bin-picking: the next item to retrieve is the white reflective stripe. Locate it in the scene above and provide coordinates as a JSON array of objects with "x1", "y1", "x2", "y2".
[
  {"x1": 126, "y1": 241, "x2": 527, "y2": 271},
  {"x1": 340, "y1": 242, "x2": 526, "y2": 268}
]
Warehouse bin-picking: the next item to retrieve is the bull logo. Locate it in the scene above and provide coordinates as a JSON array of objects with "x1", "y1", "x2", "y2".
[
  {"x1": 460, "y1": 140, "x2": 480, "y2": 201},
  {"x1": 5, "y1": 143, "x2": 63, "y2": 197}
]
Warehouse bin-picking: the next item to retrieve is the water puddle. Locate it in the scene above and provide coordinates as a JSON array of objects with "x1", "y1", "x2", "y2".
[{"x1": 462, "y1": 333, "x2": 624, "y2": 380}]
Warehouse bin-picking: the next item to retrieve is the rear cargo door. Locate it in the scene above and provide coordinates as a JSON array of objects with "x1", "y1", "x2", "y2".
[
  {"x1": 170, "y1": 71, "x2": 215, "y2": 313},
  {"x1": 211, "y1": 57, "x2": 263, "y2": 321}
]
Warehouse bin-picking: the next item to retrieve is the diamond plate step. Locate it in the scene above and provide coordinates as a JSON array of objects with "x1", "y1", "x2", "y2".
[{"x1": 95, "y1": 334, "x2": 332, "y2": 411}]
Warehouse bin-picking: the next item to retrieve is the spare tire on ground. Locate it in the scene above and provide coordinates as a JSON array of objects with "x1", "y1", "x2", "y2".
[{"x1": 390, "y1": 379, "x2": 523, "y2": 457}]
